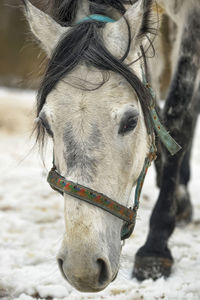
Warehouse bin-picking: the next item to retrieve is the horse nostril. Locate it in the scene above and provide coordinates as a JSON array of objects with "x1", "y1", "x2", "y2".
[
  {"x1": 97, "y1": 258, "x2": 109, "y2": 286},
  {"x1": 57, "y1": 257, "x2": 67, "y2": 280}
]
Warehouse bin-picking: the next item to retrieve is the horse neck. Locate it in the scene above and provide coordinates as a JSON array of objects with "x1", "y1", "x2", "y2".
[{"x1": 158, "y1": 0, "x2": 198, "y2": 24}]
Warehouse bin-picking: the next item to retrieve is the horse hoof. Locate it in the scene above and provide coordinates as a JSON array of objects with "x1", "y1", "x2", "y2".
[
  {"x1": 133, "y1": 255, "x2": 173, "y2": 281},
  {"x1": 176, "y1": 186, "x2": 193, "y2": 226}
]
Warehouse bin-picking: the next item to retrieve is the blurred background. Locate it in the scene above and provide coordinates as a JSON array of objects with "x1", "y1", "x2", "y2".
[
  {"x1": 0, "y1": 0, "x2": 52, "y2": 135},
  {"x1": 0, "y1": 0, "x2": 53, "y2": 89},
  {"x1": 0, "y1": 0, "x2": 172, "y2": 90}
]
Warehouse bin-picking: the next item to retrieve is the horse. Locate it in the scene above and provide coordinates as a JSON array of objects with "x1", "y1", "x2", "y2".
[
  {"x1": 133, "y1": 0, "x2": 200, "y2": 280},
  {"x1": 22, "y1": 0, "x2": 199, "y2": 293}
]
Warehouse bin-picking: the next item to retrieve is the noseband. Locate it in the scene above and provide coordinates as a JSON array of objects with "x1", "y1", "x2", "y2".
[{"x1": 47, "y1": 15, "x2": 181, "y2": 241}]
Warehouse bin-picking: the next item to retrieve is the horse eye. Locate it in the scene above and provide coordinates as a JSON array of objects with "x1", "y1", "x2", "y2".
[
  {"x1": 118, "y1": 113, "x2": 139, "y2": 136},
  {"x1": 39, "y1": 117, "x2": 53, "y2": 137}
]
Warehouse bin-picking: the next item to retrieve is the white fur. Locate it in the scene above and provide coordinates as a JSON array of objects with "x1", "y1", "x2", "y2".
[{"x1": 25, "y1": 0, "x2": 151, "y2": 292}]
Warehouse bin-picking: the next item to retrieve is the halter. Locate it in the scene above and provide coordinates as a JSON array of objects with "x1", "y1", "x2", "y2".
[{"x1": 47, "y1": 15, "x2": 181, "y2": 240}]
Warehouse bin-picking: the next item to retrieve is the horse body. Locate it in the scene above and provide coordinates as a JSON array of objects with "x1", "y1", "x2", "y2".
[
  {"x1": 134, "y1": 0, "x2": 200, "y2": 280},
  {"x1": 23, "y1": 0, "x2": 199, "y2": 293}
]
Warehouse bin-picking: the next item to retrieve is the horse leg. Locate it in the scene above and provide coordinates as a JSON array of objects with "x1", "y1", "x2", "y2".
[
  {"x1": 133, "y1": 8, "x2": 200, "y2": 281},
  {"x1": 134, "y1": 97, "x2": 199, "y2": 281},
  {"x1": 176, "y1": 87, "x2": 199, "y2": 225},
  {"x1": 176, "y1": 79, "x2": 200, "y2": 224},
  {"x1": 175, "y1": 142, "x2": 193, "y2": 225}
]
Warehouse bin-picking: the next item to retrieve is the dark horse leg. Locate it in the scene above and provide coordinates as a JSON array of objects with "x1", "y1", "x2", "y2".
[
  {"x1": 133, "y1": 8, "x2": 200, "y2": 280},
  {"x1": 155, "y1": 116, "x2": 198, "y2": 226},
  {"x1": 176, "y1": 139, "x2": 193, "y2": 225},
  {"x1": 155, "y1": 144, "x2": 194, "y2": 225},
  {"x1": 176, "y1": 81, "x2": 200, "y2": 224}
]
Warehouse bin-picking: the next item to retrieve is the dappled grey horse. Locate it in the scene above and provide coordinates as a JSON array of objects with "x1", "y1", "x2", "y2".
[
  {"x1": 22, "y1": 0, "x2": 199, "y2": 292},
  {"x1": 134, "y1": 0, "x2": 200, "y2": 280}
]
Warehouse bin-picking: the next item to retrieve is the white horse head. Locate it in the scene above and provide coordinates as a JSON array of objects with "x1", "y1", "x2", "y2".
[{"x1": 24, "y1": 0, "x2": 154, "y2": 292}]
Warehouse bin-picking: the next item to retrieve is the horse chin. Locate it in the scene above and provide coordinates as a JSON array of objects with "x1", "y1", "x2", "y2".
[
  {"x1": 71, "y1": 281, "x2": 110, "y2": 293},
  {"x1": 58, "y1": 266, "x2": 120, "y2": 293},
  {"x1": 59, "y1": 267, "x2": 113, "y2": 293},
  {"x1": 69, "y1": 271, "x2": 119, "y2": 293},
  {"x1": 67, "y1": 269, "x2": 120, "y2": 293},
  {"x1": 57, "y1": 244, "x2": 121, "y2": 292}
]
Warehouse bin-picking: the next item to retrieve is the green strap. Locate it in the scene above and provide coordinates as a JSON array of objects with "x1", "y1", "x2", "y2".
[
  {"x1": 134, "y1": 146, "x2": 156, "y2": 208},
  {"x1": 78, "y1": 14, "x2": 115, "y2": 24},
  {"x1": 141, "y1": 66, "x2": 182, "y2": 156},
  {"x1": 149, "y1": 107, "x2": 181, "y2": 156},
  {"x1": 122, "y1": 146, "x2": 157, "y2": 240}
]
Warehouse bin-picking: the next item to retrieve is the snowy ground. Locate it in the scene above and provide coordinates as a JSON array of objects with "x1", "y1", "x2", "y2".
[{"x1": 0, "y1": 88, "x2": 200, "y2": 300}]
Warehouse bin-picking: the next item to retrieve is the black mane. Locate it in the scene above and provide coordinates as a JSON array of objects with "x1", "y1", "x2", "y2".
[{"x1": 36, "y1": 0, "x2": 155, "y2": 143}]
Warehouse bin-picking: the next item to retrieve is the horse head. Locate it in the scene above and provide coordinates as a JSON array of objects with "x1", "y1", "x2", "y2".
[{"x1": 23, "y1": 0, "x2": 154, "y2": 292}]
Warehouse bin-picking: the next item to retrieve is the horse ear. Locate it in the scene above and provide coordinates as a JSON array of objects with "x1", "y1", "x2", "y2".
[
  {"x1": 23, "y1": 0, "x2": 68, "y2": 57},
  {"x1": 103, "y1": 0, "x2": 153, "y2": 57}
]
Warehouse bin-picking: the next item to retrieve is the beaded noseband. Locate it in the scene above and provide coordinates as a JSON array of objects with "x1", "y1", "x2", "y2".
[{"x1": 47, "y1": 15, "x2": 181, "y2": 240}]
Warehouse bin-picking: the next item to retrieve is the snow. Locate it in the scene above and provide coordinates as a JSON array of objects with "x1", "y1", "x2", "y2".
[{"x1": 0, "y1": 88, "x2": 200, "y2": 300}]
